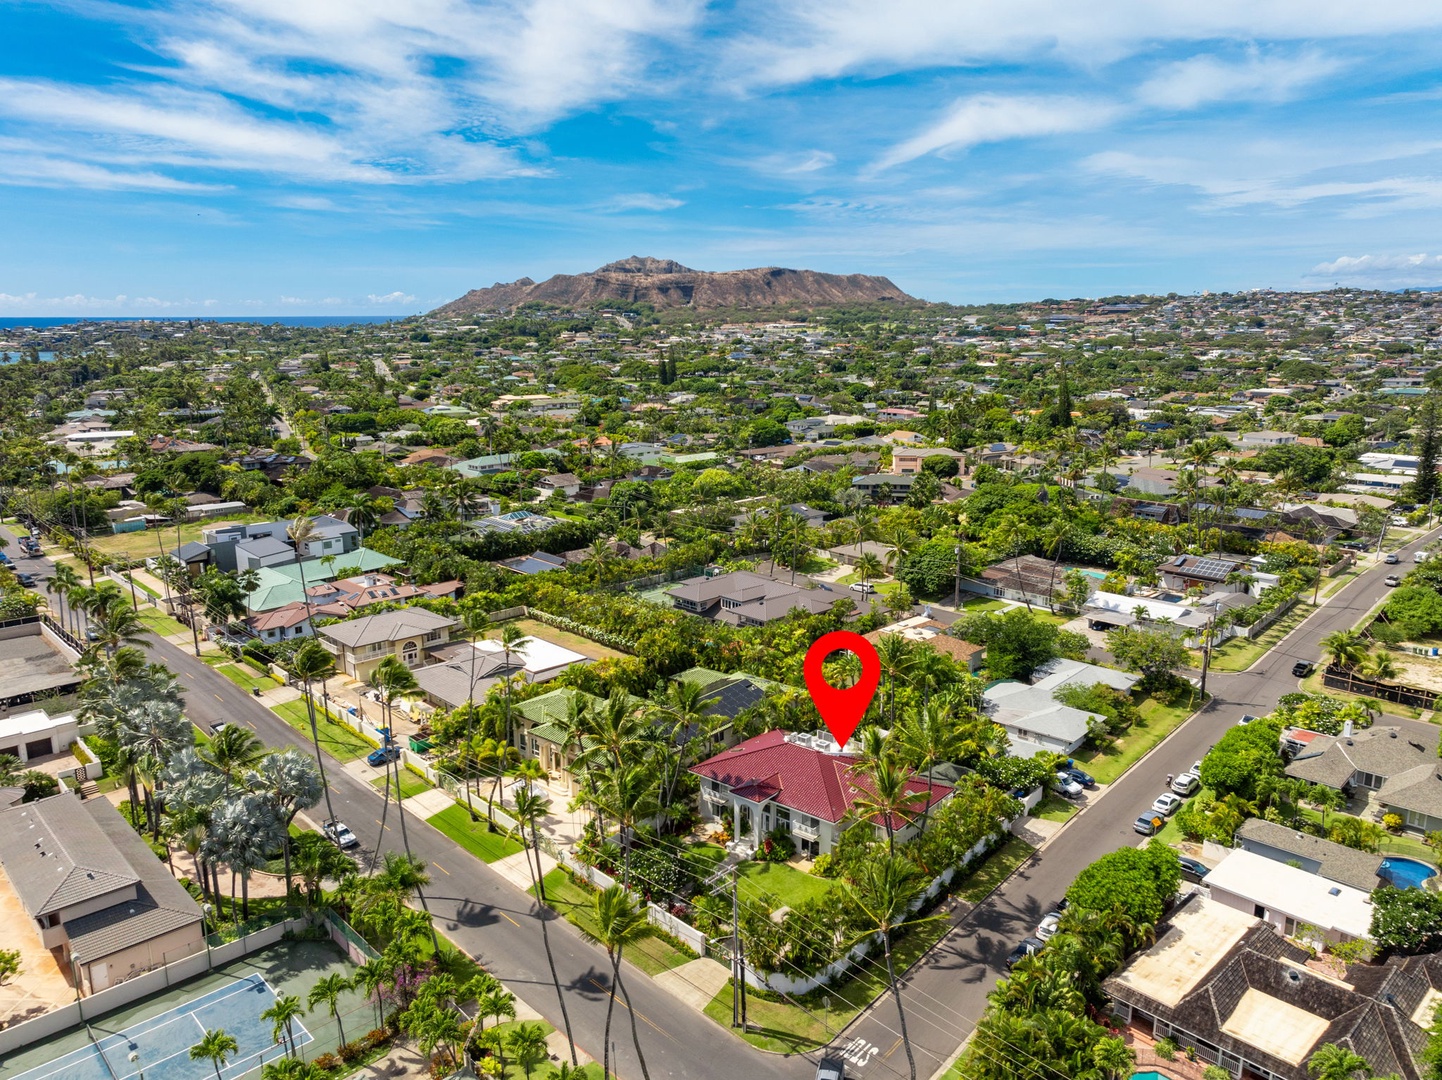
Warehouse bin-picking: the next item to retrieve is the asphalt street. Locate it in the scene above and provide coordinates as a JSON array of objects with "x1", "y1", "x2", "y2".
[{"x1": 9, "y1": 521, "x2": 1440, "y2": 1080}]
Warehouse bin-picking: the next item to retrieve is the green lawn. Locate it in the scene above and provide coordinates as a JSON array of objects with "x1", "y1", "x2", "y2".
[
  {"x1": 213, "y1": 661, "x2": 280, "y2": 693},
  {"x1": 533, "y1": 867, "x2": 694, "y2": 976},
  {"x1": 955, "y1": 836, "x2": 1034, "y2": 904},
  {"x1": 1201, "y1": 603, "x2": 1314, "y2": 673},
  {"x1": 682, "y1": 844, "x2": 837, "y2": 907},
  {"x1": 1032, "y1": 796, "x2": 1078, "y2": 823},
  {"x1": 426, "y1": 803, "x2": 525, "y2": 863},
  {"x1": 1295, "y1": 805, "x2": 1439, "y2": 862},
  {"x1": 271, "y1": 697, "x2": 376, "y2": 761},
  {"x1": 372, "y1": 767, "x2": 433, "y2": 800},
  {"x1": 136, "y1": 607, "x2": 189, "y2": 637},
  {"x1": 958, "y1": 596, "x2": 1008, "y2": 613},
  {"x1": 1075, "y1": 692, "x2": 1207, "y2": 785}
]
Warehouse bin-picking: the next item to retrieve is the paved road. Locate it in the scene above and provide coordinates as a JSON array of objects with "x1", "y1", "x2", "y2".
[
  {"x1": 4, "y1": 524, "x2": 798, "y2": 1080},
  {"x1": 15, "y1": 522, "x2": 1439, "y2": 1080},
  {"x1": 836, "y1": 527, "x2": 1442, "y2": 1080}
]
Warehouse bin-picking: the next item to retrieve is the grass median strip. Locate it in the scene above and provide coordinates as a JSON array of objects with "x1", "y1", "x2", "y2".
[
  {"x1": 1075, "y1": 693, "x2": 1206, "y2": 785},
  {"x1": 1201, "y1": 603, "x2": 1314, "y2": 673},
  {"x1": 212, "y1": 661, "x2": 280, "y2": 693},
  {"x1": 427, "y1": 803, "x2": 524, "y2": 863},
  {"x1": 270, "y1": 697, "x2": 375, "y2": 761},
  {"x1": 371, "y1": 767, "x2": 433, "y2": 800},
  {"x1": 531, "y1": 867, "x2": 693, "y2": 976}
]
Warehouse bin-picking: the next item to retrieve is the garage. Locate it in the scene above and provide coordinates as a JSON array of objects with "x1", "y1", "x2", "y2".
[{"x1": 24, "y1": 737, "x2": 53, "y2": 759}]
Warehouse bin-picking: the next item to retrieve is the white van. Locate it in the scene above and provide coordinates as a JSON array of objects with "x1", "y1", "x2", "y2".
[{"x1": 1417, "y1": 551, "x2": 1430, "y2": 564}]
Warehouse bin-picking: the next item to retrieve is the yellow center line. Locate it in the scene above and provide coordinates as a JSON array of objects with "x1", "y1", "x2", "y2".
[
  {"x1": 585, "y1": 977, "x2": 674, "y2": 1041},
  {"x1": 213, "y1": 693, "x2": 222, "y2": 701},
  {"x1": 882, "y1": 1037, "x2": 902, "y2": 1061},
  {"x1": 432, "y1": 862, "x2": 450, "y2": 876},
  {"x1": 500, "y1": 911, "x2": 520, "y2": 927}
]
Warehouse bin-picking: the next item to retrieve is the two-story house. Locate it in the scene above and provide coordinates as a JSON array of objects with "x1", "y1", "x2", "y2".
[
  {"x1": 0, "y1": 794, "x2": 203, "y2": 995},
  {"x1": 317, "y1": 607, "x2": 457, "y2": 682}
]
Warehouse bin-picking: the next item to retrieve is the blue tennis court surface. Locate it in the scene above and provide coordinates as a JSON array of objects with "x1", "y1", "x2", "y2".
[{"x1": 14, "y1": 974, "x2": 312, "y2": 1080}]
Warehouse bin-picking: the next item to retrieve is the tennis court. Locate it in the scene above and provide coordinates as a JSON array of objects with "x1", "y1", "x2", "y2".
[{"x1": 13, "y1": 974, "x2": 309, "y2": 1080}]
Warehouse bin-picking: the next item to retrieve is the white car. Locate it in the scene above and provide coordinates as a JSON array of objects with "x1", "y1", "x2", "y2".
[
  {"x1": 1171, "y1": 772, "x2": 1200, "y2": 796},
  {"x1": 1053, "y1": 771, "x2": 1085, "y2": 798},
  {"x1": 322, "y1": 819, "x2": 360, "y2": 850},
  {"x1": 1152, "y1": 792, "x2": 1184, "y2": 816},
  {"x1": 848, "y1": 581, "x2": 877, "y2": 594},
  {"x1": 1035, "y1": 911, "x2": 1064, "y2": 941}
]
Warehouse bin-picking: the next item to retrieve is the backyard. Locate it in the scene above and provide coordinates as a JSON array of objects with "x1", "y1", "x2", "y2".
[
  {"x1": 684, "y1": 843, "x2": 838, "y2": 907},
  {"x1": 87, "y1": 514, "x2": 267, "y2": 562},
  {"x1": 503, "y1": 617, "x2": 629, "y2": 662}
]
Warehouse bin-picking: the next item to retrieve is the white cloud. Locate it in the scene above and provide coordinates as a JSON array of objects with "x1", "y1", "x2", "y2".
[
  {"x1": 874, "y1": 94, "x2": 1121, "y2": 171},
  {"x1": 726, "y1": 1, "x2": 1442, "y2": 88},
  {"x1": 600, "y1": 193, "x2": 685, "y2": 211},
  {"x1": 1305, "y1": 253, "x2": 1442, "y2": 287},
  {"x1": 1137, "y1": 49, "x2": 1345, "y2": 110},
  {"x1": 366, "y1": 291, "x2": 418, "y2": 305}
]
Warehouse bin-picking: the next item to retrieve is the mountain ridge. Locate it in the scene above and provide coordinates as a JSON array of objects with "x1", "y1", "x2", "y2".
[{"x1": 431, "y1": 256, "x2": 917, "y2": 314}]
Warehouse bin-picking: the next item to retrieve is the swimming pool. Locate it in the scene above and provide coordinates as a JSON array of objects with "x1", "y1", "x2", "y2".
[
  {"x1": 1380, "y1": 856, "x2": 1437, "y2": 889},
  {"x1": 1132, "y1": 1072, "x2": 1165, "y2": 1080},
  {"x1": 1072, "y1": 568, "x2": 1108, "y2": 581}
]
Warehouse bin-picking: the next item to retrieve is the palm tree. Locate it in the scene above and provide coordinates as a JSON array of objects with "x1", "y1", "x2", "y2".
[
  {"x1": 262, "y1": 993, "x2": 305, "y2": 1059},
  {"x1": 509, "y1": 788, "x2": 578, "y2": 1066},
  {"x1": 579, "y1": 885, "x2": 655, "y2": 1080},
  {"x1": 873, "y1": 633, "x2": 916, "y2": 725},
  {"x1": 49, "y1": 561, "x2": 82, "y2": 636},
  {"x1": 1321, "y1": 630, "x2": 1368, "y2": 670},
  {"x1": 307, "y1": 972, "x2": 354, "y2": 1052},
  {"x1": 352, "y1": 958, "x2": 391, "y2": 1031},
  {"x1": 1307, "y1": 1043, "x2": 1372, "y2": 1080},
  {"x1": 506, "y1": 1023, "x2": 549, "y2": 1080},
  {"x1": 290, "y1": 640, "x2": 339, "y2": 824},
  {"x1": 247, "y1": 749, "x2": 323, "y2": 898},
  {"x1": 261, "y1": 1058, "x2": 321, "y2": 1080},
  {"x1": 850, "y1": 758, "x2": 927, "y2": 854},
  {"x1": 1360, "y1": 650, "x2": 1400, "y2": 683},
  {"x1": 189, "y1": 1029, "x2": 239, "y2": 1080},
  {"x1": 286, "y1": 515, "x2": 321, "y2": 632},
  {"x1": 202, "y1": 724, "x2": 266, "y2": 790},
  {"x1": 893, "y1": 702, "x2": 968, "y2": 832},
  {"x1": 849, "y1": 856, "x2": 932, "y2": 1080},
  {"x1": 495, "y1": 624, "x2": 529, "y2": 744},
  {"x1": 854, "y1": 551, "x2": 884, "y2": 590},
  {"x1": 1091, "y1": 1035, "x2": 1135, "y2": 1080},
  {"x1": 87, "y1": 592, "x2": 148, "y2": 656},
  {"x1": 368, "y1": 657, "x2": 425, "y2": 885},
  {"x1": 1040, "y1": 516, "x2": 1072, "y2": 612}
]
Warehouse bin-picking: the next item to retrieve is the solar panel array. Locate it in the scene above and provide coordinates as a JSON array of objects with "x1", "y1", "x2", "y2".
[
  {"x1": 706, "y1": 679, "x2": 767, "y2": 718},
  {"x1": 1188, "y1": 557, "x2": 1237, "y2": 579}
]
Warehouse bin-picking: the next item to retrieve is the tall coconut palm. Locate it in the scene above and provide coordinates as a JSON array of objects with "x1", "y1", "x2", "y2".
[
  {"x1": 509, "y1": 788, "x2": 578, "y2": 1066},
  {"x1": 202, "y1": 724, "x2": 266, "y2": 790},
  {"x1": 307, "y1": 972, "x2": 355, "y2": 1053},
  {"x1": 893, "y1": 703, "x2": 969, "y2": 832},
  {"x1": 494, "y1": 624, "x2": 529, "y2": 744},
  {"x1": 592, "y1": 762, "x2": 663, "y2": 889},
  {"x1": 850, "y1": 758, "x2": 927, "y2": 854},
  {"x1": 49, "y1": 560, "x2": 82, "y2": 636},
  {"x1": 290, "y1": 640, "x2": 339, "y2": 824},
  {"x1": 189, "y1": 1028, "x2": 239, "y2": 1080},
  {"x1": 286, "y1": 515, "x2": 320, "y2": 628},
  {"x1": 580, "y1": 885, "x2": 655, "y2": 1080},
  {"x1": 873, "y1": 633, "x2": 917, "y2": 725},
  {"x1": 262, "y1": 993, "x2": 305, "y2": 1058},
  {"x1": 848, "y1": 856, "x2": 932, "y2": 1080}
]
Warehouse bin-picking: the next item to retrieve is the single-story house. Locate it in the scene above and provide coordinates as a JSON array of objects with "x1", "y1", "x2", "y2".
[
  {"x1": 1233, "y1": 818, "x2": 1383, "y2": 893},
  {"x1": 690, "y1": 729, "x2": 952, "y2": 858},
  {"x1": 866, "y1": 616, "x2": 985, "y2": 673},
  {"x1": 1204, "y1": 849, "x2": 1373, "y2": 943},
  {"x1": 414, "y1": 634, "x2": 591, "y2": 711},
  {"x1": 668, "y1": 571, "x2": 864, "y2": 627},
  {"x1": 984, "y1": 657, "x2": 1140, "y2": 758},
  {"x1": 1158, "y1": 554, "x2": 1250, "y2": 593},
  {"x1": 1285, "y1": 725, "x2": 1442, "y2": 833}
]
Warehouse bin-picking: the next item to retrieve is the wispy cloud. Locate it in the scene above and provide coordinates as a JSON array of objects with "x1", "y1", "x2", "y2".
[
  {"x1": 598, "y1": 193, "x2": 685, "y2": 211},
  {"x1": 874, "y1": 94, "x2": 1120, "y2": 171},
  {"x1": 366, "y1": 291, "x2": 418, "y2": 305},
  {"x1": 1137, "y1": 49, "x2": 1346, "y2": 110}
]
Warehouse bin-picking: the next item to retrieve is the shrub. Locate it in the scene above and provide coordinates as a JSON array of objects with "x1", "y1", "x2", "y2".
[
  {"x1": 312, "y1": 1054, "x2": 339, "y2": 1071},
  {"x1": 1384, "y1": 813, "x2": 1404, "y2": 833},
  {"x1": 1202, "y1": 1067, "x2": 1230, "y2": 1080},
  {"x1": 810, "y1": 853, "x2": 836, "y2": 878},
  {"x1": 364, "y1": 1030, "x2": 389, "y2": 1049},
  {"x1": 337, "y1": 1042, "x2": 365, "y2": 1064},
  {"x1": 1154, "y1": 1038, "x2": 1178, "y2": 1061},
  {"x1": 756, "y1": 828, "x2": 796, "y2": 863}
]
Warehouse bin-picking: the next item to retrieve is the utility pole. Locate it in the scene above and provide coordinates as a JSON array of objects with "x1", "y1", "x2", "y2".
[
  {"x1": 1198, "y1": 602, "x2": 1218, "y2": 700},
  {"x1": 953, "y1": 544, "x2": 962, "y2": 609},
  {"x1": 730, "y1": 864, "x2": 747, "y2": 1030}
]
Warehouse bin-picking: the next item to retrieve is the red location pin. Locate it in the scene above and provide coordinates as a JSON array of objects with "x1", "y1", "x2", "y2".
[{"x1": 803, "y1": 630, "x2": 881, "y2": 748}]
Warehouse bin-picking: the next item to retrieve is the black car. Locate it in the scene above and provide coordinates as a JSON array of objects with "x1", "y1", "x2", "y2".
[
  {"x1": 14, "y1": 572, "x2": 36, "y2": 587},
  {"x1": 1005, "y1": 937, "x2": 1045, "y2": 969},
  {"x1": 1292, "y1": 660, "x2": 1315, "y2": 678},
  {"x1": 1062, "y1": 766, "x2": 1096, "y2": 789},
  {"x1": 1178, "y1": 855, "x2": 1210, "y2": 882}
]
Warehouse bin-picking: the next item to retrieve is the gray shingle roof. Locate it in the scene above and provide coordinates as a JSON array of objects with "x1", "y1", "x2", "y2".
[
  {"x1": 0, "y1": 795, "x2": 139, "y2": 915},
  {"x1": 1379, "y1": 764, "x2": 1442, "y2": 819},
  {"x1": 1285, "y1": 726, "x2": 1438, "y2": 790},
  {"x1": 319, "y1": 607, "x2": 456, "y2": 648},
  {"x1": 1234, "y1": 818, "x2": 1383, "y2": 892}
]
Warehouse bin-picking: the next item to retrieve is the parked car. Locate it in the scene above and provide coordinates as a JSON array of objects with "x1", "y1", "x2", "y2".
[
  {"x1": 1062, "y1": 764, "x2": 1096, "y2": 788},
  {"x1": 1385, "y1": 553, "x2": 1400, "y2": 564},
  {"x1": 1134, "y1": 812, "x2": 1165, "y2": 836},
  {"x1": 1035, "y1": 911, "x2": 1064, "y2": 941},
  {"x1": 1385, "y1": 575, "x2": 1402, "y2": 587},
  {"x1": 814, "y1": 1060, "x2": 845, "y2": 1080},
  {"x1": 1238, "y1": 714, "x2": 1260, "y2": 726},
  {"x1": 209, "y1": 721, "x2": 229, "y2": 734},
  {"x1": 848, "y1": 581, "x2": 876, "y2": 594},
  {"x1": 1170, "y1": 772, "x2": 1200, "y2": 796},
  {"x1": 1291, "y1": 661, "x2": 1314, "y2": 678},
  {"x1": 1417, "y1": 551, "x2": 1430, "y2": 563},
  {"x1": 1005, "y1": 937, "x2": 1045, "y2": 969},
  {"x1": 14, "y1": 572, "x2": 36, "y2": 587},
  {"x1": 1393, "y1": 516, "x2": 1410, "y2": 527},
  {"x1": 1177, "y1": 855, "x2": 1210, "y2": 882},
  {"x1": 1152, "y1": 792, "x2": 1183, "y2": 816},
  {"x1": 85, "y1": 626, "x2": 101, "y2": 642},
  {"x1": 1053, "y1": 771, "x2": 1085, "y2": 798},
  {"x1": 322, "y1": 820, "x2": 360, "y2": 850},
  {"x1": 367, "y1": 745, "x2": 401, "y2": 767}
]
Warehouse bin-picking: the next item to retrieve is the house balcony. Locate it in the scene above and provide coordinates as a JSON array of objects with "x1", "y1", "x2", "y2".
[
  {"x1": 791, "y1": 820, "x2": 819, "y2": 840},
  {"x1": 702, "y1": 788, "x2": 728, "y2": 807}
]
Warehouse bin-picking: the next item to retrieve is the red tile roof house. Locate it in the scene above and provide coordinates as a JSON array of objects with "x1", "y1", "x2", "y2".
[{"x1": 689, "y1": 729, "x2": 953, "y2": 858}]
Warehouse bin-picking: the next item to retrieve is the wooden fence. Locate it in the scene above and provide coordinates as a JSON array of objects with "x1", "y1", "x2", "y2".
[{"x1": 1323, "y1": 664, "x2": 1440, "y2": 710}]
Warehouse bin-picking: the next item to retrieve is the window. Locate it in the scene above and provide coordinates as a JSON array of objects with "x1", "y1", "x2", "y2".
[
  {"x1": 1355, "y1": 771, "x2": 1384, "y2": 790},
  {"x1": 1253, "y1": 904, "x2": 1268, "y2": 919}
]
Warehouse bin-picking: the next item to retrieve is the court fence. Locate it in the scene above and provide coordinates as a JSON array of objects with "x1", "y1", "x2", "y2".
[{"x1": 0, "y1": 909, "x2": 376, "y2": 1054}]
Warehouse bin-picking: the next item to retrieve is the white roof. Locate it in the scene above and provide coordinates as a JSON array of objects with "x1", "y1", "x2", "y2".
[
  {"x1": 1205, "y1": 850, "x2": 1374, "y2": 939},
  {"x1": 469, "y1": 635, "x2": 588, "y2": 677},
  {"x1": 1111, "y1": 896, "x2": 1258, "y2": 1009},
  {"x1": 1084, "y1": 591, "x2": 1207, "y2": 627},
  {"x1": 0, "y1": 709, "x2": 76, "y2": 743}
]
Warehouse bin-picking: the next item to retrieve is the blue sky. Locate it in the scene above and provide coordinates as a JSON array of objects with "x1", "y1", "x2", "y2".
[{"x1": 5, "y1": 1, "x2": 1442, "y2": 313}]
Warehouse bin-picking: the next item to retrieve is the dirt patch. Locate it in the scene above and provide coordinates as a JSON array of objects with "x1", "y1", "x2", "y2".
[
  {"x1": 507, "y1": 617, "x2": 628, "y2": 661},
  {"x1": 0, "y1": 859, "x2": 78, "y2": 1025},
  {"x1": 1391, "y1": 652, "x2": 1442, "y2": 695}
]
